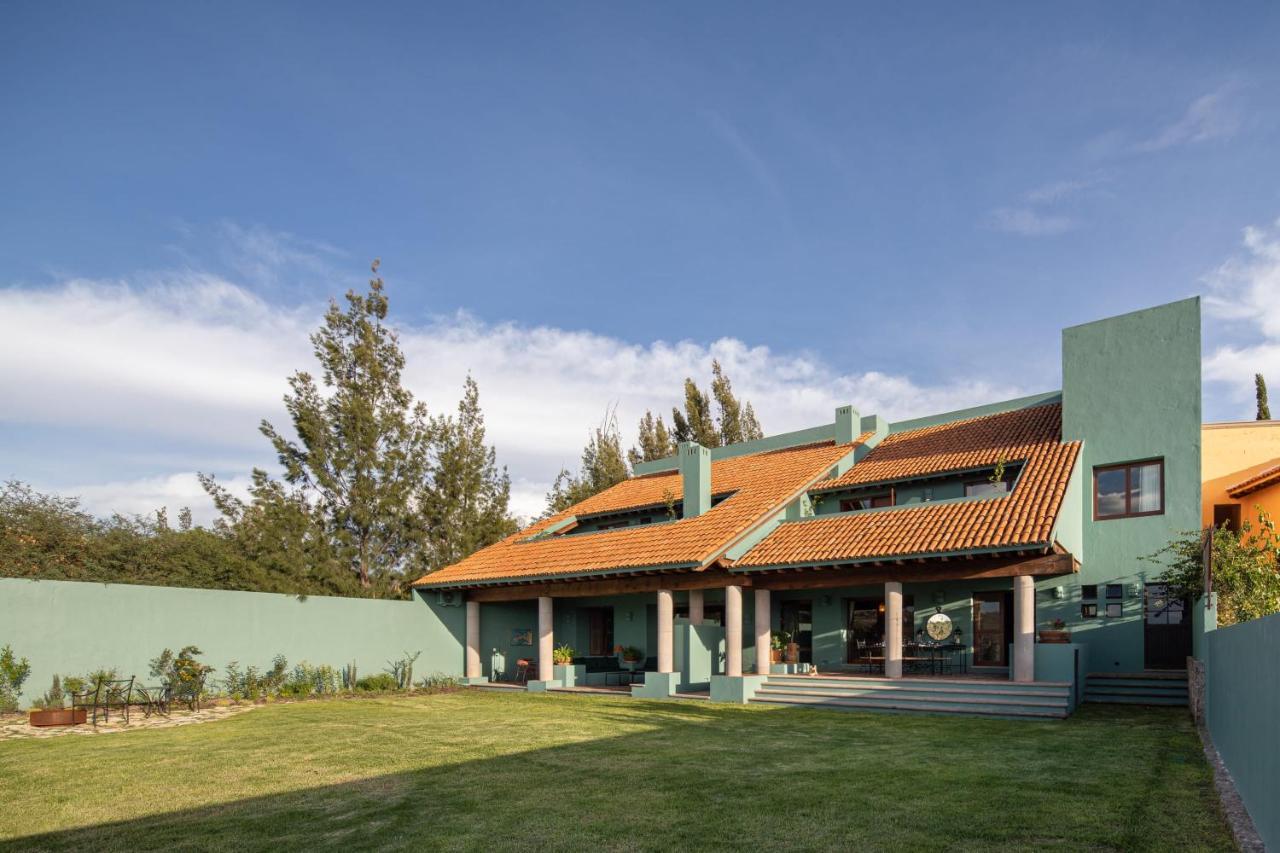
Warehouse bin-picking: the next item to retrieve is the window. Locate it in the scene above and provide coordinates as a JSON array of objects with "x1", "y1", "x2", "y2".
[
  {"x1": 1081, "y1": 585, "x2": 1098, "y2": 600},
  {"x1": 1105, "y1": 603, "x2": 1123, "y2": 618},
  {"x1": 1106, "y1": 584, "x2": 1124, "y2": 600},
  {"x1": 839, "y1": 492, "x2": 894, "y2": 512},
  {"x1": 1081, "y1": 603, "x2": 1098, "y2": 618},
  {"x1": 965, "y1": 479, "x2": 1010, "y2": 498},
  {"x1": 1094, "y1": 459, "x2": 1164, "y2": 519},
  {"x1": 1213, "y1": 504, "x2": 1241, "y2": 533}
]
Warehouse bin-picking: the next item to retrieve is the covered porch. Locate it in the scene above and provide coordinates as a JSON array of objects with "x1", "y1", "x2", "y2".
[{"x1": 453, "y1": 550, "x2": 1079, "y2": 708}]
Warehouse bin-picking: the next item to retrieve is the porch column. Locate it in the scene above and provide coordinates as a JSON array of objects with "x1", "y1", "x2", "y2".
[
  {"x1": 1013, "y1": 575, "x2": 1035, "y2": 682},
  {"x1": 657, "y1": 588, "x2": 674, "y2": 673},
  {"x1": 725, "y1": 584, "x2": 743, "y2": 677},
  {"x1": 465, "y1": 599, "x2": 481, "y2": 679},
  {"x1": 688, "y1": 589, "x2": 704, "y2": 626},
  {"x1": 537, "y1": 595, "x2": 553, "y2": 682},
  {"x1": 885, "y1": 581, "x2": 903, "y2": 679},
  {"x1": 755, "y1": 589, "x2": 771, "y2": 676}
]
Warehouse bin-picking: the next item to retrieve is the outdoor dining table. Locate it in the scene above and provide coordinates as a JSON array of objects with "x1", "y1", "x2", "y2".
[{"x1": 916, "y1": 642, "x2": 967, "y2": 675}]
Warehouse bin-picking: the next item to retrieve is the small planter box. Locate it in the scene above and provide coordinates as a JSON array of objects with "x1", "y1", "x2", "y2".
[
  {"x1": 29, "y1": 708, "x2": 87, "y2": 727},
  {"x1": 1038, "y1": 630, "x2": 1071, "y2": 644}
]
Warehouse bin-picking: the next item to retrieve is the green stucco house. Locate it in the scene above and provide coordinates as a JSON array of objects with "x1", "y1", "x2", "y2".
[{"x1": 414, "y1": 298, "x2": 1204, "y2": 717}]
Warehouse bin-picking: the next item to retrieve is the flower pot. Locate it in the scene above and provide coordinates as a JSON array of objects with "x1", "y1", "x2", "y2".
[
  {"x1": 784, "y1": 643, "x2": 801, "y2": 664},
  {"x1": 770, "y1": 649, "x2": 783, "y2": 664},
  {"x1": 1038, "y1": 630, "x2": 1071, "y2": 644},
  {"x1": 29, "y1": 708, "x2": 87, "y2": 727}
]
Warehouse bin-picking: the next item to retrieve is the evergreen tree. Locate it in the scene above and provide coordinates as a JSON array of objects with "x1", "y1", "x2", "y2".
[
  {"x1": 672, "y1": 378, "x2": 719, "y2": 447},
  {"x1": 711, "y1": 360, "x2": 746, "y2": 444},
  {"x1": 1257, "y1": 373, "x2": 1271, "y2": 420},
  {"x1": 742, "y1": 401, "x2": 764, "y2": 441},
  {"x1": 627, "y1": 410, "x2": 675, "y2": 467},
  {"x1": 421, "y1": 376, "x2": 517, "y2": 570},
  {"x1": 545, "y1": 409, "x2": 629, "y2": 515},
  {"x1": 239, "y1": 260, "x2": 434, "y2": 591}
]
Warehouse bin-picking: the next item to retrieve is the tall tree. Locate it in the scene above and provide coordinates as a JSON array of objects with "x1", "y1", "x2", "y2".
[
  {"x1": 742, "y1": 401, "x2": 764, "y2": 441},
  {"x1": 546, "y1": 408, "x2": 629, "y2": 515},
  {"x1": 627, "y1": 410, "x2": 675, "y2": 467},
  {"x1": 1257, "y1": 373, "x2": 1271, "y2": 420},
  {"x1": 421, "y1": 376, "x2": 517, "y2": 570},
  {"x1": 671, "y1": 378, "x2": 719, "y2": 447},
  {"x1": 241, "y1": 260, "x2": 434, "y2": 590}
]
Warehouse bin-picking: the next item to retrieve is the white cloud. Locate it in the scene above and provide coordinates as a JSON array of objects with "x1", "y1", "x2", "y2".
[
  {"x1": 1135, "y1": 83, "x2": 1243, "y2": 153},
  {"x1": 986, "y1": 207, "x2": 1075, "y2": 237},
  {"x1": 1024, "y1": 176, "x2": 1105, "y2": 205},
  {"x1": 64, "y1": 472, "x2": 254, "y2": 527},
  {"x1": 1203, "y1": 218, "x2": 1280, "y2": 413},
  {"x1": 1, "y1": 275, "x2": 1028, "y2": 522}
]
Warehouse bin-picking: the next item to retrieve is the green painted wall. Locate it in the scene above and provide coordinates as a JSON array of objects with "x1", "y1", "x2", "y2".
[
  {"x1": 1061, "y1": 297, "x2": 1202, "y2": 673},
  {"x1": 0, "y1": 578, "x2": 464, "y2": 708},
  {"x1": 1205, "y1": 611, "x2": 1279, "y2": 849}
]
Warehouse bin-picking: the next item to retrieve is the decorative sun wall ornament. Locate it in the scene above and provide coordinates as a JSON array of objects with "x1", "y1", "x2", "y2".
[{"x1": 925, "y1": 612, "x2": 954, "y2": 641}]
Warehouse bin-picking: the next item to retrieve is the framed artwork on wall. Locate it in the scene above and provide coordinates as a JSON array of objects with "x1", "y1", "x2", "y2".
[{"x1": 511, "y1": 628, "x2": 533, "y2": 646}]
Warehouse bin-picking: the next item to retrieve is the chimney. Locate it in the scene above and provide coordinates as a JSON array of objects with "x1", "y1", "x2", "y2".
[
  {"x1": 678, "y1": 441, "x2": 711, "y2": 518},
  {"x1": 834, "y1": 405, "x2": 860, "y2": 444}
]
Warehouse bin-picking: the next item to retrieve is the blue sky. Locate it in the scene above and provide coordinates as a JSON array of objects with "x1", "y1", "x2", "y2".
[{"x1": 2, "y1": 2, "x2": 1279, "y2": 521}]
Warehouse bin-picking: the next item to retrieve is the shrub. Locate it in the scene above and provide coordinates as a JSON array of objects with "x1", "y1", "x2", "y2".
[
  {"x1": 0, "y1": 645, "x2": 31, "y2": 711},
  {"x1": 355, "y1": 672, "x2": 398, "y2": 692},
  {"x1": 281, "y1": 663, "x2": 339, "y2": 698},
  {"x1": 417, "y1": 673, "x2": 462, "y2": 692},
  {"x1": 150, "y1": 646, "x2": 213, "y2": 709},
  {"x1": 386, "y1": 651, "x2": 422, "y2": 689}
]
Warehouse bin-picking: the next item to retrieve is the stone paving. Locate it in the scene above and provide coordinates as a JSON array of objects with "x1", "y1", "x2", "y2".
[{"x1": 0, "y1": 704, "x2": 255, "y2": 741}]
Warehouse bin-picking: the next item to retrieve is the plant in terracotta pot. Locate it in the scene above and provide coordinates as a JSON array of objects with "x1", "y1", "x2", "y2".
[
  {"x1": 770, "y1": 631, "x2": 789, "y2": 664},
  {"x1": 552, "y1": 644, "x2": 575, "y2": 666},
  {"x1": 619, "y1": 645, "x2": 645, "y2": 670},
  {"x1": 1038, "y1": 618, "x2": 1071, "y2": 644}
]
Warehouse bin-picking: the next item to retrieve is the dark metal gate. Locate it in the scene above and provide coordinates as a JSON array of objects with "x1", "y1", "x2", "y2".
[{"x1": 1144, "y1": 583, "x2": 1191, "y2": 670}]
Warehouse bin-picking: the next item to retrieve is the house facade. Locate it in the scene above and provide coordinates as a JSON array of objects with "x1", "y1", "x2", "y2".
[
  {"x1": 413, "y1": 298, "x2": 1203, "y2": 711},
  {"x1": 1201, "y1": 418, "x2": 1280, "y2": 532}
]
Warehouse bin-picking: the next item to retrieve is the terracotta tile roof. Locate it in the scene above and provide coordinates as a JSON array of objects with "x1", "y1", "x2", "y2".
[
  {"x1": 1226, "y1": 460, "x2": 1280, "y2": 498},
  {"x1": 734, "y1": 404, "x2": 1081, "y2": 568},
  {"x1": 413, "y1": 439, "x2": 863, "y2": 588}
]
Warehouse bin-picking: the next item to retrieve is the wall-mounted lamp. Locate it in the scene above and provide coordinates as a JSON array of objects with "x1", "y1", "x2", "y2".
[
  {"x1": 1053, "y1": 586, "x2": 1066, "y2": 600},
  {"x1": 933, "y1": 591, "x2": 946, "y2": 605},
  {"x1": 877, "y1": 602, "x2": 886, "y2": 613}
]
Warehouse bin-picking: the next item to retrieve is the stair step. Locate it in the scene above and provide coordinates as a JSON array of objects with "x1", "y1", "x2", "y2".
[
  {"x1": 752, "y1": 694, "x2": 1067, "y2": 719},
  {"x1": 768, "y1": 677, "x2": 1070, "y2": 697},
  {"x1": 1084, "y1": 685, "x2": 1188, "y2": 697},
  {"x1": 756, "y1": 687, "x2": 1068, "y2": 709},
  {"x1": 1084, "y1": 693, "x2": 1187, "y2": 706},
  {"x1": 1087, "y1": 671, "x2": 1186, "y2": 680},
  {"x1": 761, "y1": 683, "x2": 1071, "y2": 700},
  {"x1": 1085, "y1": 677, "x2": 1187, "y2": 688}
]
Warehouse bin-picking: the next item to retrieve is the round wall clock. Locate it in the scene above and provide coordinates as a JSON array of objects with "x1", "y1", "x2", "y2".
[{"x1": 925, "y1": 612, "x2": 954, "y2": 641}]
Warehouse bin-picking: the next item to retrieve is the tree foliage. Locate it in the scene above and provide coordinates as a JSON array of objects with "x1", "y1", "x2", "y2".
[
  {"x1": 545, "y1": 408, "x2": 629, "y2": 515},
  {"x1": 1257, "y1": 373, "x2": 1271, "y2": 421},
  {"x1": 1145, "y1": 508, "x2": 1280, "y2": 627},
  {"x1": 628, "y1": 410, "x2": 675, "y2": 467}
]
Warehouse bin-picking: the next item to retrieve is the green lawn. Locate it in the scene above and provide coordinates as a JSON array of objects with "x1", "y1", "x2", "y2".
[{"x1": 0, "y1": 691, "x2": 1232, "y2": 851}]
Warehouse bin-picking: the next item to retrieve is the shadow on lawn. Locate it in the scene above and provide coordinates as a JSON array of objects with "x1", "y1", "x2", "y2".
[{"x1": 5, "y1": 699, "x2": 1229, "y2": 853}]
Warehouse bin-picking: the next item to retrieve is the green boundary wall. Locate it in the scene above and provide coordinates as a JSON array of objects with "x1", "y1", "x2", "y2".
[
  {"x1": 1205, "y1": 611, "x2": 1279, "y2": 849},
  {"x1": 0, "y1": 578, "x2": 464, "y2": 707}
]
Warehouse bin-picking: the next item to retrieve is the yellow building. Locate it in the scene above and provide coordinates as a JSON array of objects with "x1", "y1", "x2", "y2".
[{"x1": 1202, "y1": 420, "x2": 1280, "y2": 530}]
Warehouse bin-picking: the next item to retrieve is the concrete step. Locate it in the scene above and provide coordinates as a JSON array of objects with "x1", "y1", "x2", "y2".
[
  {"x1": 756, "y1": 685, "x2": 1068, "y2": 709},
  {"x1": 1087, "y1": 670, "x2": 1186, "y2": 680},
  {"x1": 1083, "y1": 692, "x2": 1187, "y2": 706},
  {"x1": 1084, "y1": 684, "x2": 1188, "y2": 697},
  {"x1": 752, "y1": 692, "x2": 1068, "y2": 719},
  {"x1": 1085, "y1": 677, "x2": 1187, "y2": 689},
  {"x1": 763, "y1": 681, "x2": 1070, "y2": 701},
  {"x1": 767, "y1": 676, "x2": 1071, "y2": 699}
]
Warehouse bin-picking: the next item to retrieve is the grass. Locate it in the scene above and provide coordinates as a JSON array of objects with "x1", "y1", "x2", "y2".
[{"x1": 0, "y1": 691, "x2": 1233, "y2": 851}]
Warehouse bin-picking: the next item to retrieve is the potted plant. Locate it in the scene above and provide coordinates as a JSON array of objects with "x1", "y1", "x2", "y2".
[
  {"x1": 770, "y1": 631, "x2": 787, "y2": 664},
  {"x1": 1038, "y1": 618, "x2": 1071, "y2": 644},
  {"x1": 552, "y1": 644, "x2": 575, "y2": 666},
  {"x1": 618, "y1": 645, "x2": 645, "y2": 670}
]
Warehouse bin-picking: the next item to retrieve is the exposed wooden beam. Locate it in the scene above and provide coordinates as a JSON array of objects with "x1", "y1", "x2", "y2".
[
  {"x1": 464, "y1": 568, "x2": 753, "y2": 602},
  {"x1": 751, "y1": 551, "x2": 1075, "y2": 592}
]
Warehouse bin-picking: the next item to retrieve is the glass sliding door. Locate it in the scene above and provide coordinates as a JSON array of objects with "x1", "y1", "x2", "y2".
[
  {"x1": 971, "y1": 592, "x2": 1011, "y2": 667},
  {"x1": 780, "y1": 600, "x2": 813, "y2": 663}
]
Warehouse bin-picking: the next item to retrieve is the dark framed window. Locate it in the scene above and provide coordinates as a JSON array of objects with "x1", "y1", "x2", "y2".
[
  {"x1": 964, "y1": 479, "x2": 1010, "y2": 498},
  {"x1": 1094, "y1": 459, "x2": 1164, "y2": 519},
  {"x1": 1213, "y1": 504, "x2": 1241, "y2": 533},
  {"x1": 839, "y1": 491, "x2": 894, "y2": 512},
  {"x1": 1081, "y1": 603, "x2": 1098, "y2": 618},
  {"x1": 1106, "y1": 584, "x2": 1124, "y2": 600},
  {"x1": 1081, "y1": 584, "x2": 1098, "y2": 600}
]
